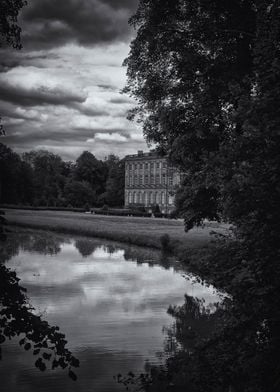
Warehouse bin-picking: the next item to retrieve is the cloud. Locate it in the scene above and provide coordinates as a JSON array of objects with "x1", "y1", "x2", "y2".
[
  {"x1": 19, "y1": 0, "x2": 139, "y2": 50},
  {"x1": 92, "y1": 132, "x2": 127, "y2": 142},
  {"x1": 0, "y1": 1, "x2": 148, "y2": 160},
  {"x1": 0, "y1": 79, "x2": 86, "y2": 107}
]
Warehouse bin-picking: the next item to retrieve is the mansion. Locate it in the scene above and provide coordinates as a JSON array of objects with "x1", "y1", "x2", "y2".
[{"x1": 124, "y1": 150, "x2": 181, "y2": 213}]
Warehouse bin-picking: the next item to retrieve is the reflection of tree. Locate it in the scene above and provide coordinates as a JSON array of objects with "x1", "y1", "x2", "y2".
[
  {"x1": 105, "y1": 244, "x2": 118, "y2": 255},
  {"x1": 164, "y1": 295, "x2": 220, "y2": 355},
  {"x1": 0, "y1": 236, "x2": 79, "y2": 380},
  {"x1": 75, "y1": 239, "x2": 98, "y2": 258},
  {"x1": 23, "y1": 234, "x2": 61, "y2": 255},
  {"x1": 1, "y1": 231, "x2": 62, "y2": 258},
  {"x1": 123, "y1": 246, "x2": 174, "y2": 270}
]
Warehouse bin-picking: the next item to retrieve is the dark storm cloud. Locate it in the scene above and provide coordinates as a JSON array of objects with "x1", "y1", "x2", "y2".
[
  {"x1": 0, "y1": 80, "x2": 86, "y2": 107},
  {"x1": 20, "y1": 0, "x2": 139, "y2": 49},
  {"x1": 4, "y1": 123, "x2": 129, "y2": 146},
  {"x1": 0, "y1": 49, "x2": 59, "y2": 71}
]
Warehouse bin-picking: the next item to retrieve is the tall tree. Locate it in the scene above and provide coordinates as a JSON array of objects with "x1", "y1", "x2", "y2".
[
  {"x1": 104, "y1": 155, "x2": 125, "y2": 207},
  {"x1": 124, "y1": 1, "x2": 280, "y2": 391},
  {"x1": 0, "y1": 0, "x2": 27, "y2": 135},
  {"x1": 23, "y1": 150, "x2": 67, "y2": 206},
  {"x1": 0, "y1": 142, "x2": 22, "y2": 204},
  {"x1": 74, "y1": 151, "x2": 107, "y2": 197},
  {"x1": 0, "y1": 0, "x2": 26, "y2": 49}
]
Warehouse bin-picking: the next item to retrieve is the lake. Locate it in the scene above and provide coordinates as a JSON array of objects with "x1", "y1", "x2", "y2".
[{"x1": 0, "y1": 230, "x2": 222, "y2": 392}]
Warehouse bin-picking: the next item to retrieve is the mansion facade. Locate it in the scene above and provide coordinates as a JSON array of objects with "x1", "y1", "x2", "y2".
[{"x1": 124, "y1": 150, "x2": 181, "y2": 213}]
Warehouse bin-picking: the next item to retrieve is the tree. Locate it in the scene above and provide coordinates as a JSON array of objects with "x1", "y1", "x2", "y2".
[
  {"x1": 0, "y1": 0, "x2": 27, "y2": 49},
  {"x1": 23, "y1": 150, "x2": 68, "y2": 206},
  {"x1": 0, "y1": 0, "x2": 27, "y2": 135},
  {"x1": 0, "y1": 258, "x2": 79, "y2": 379},
  {"x1": 64, "y1": 180, "x2": 96, "y2": 208},
  {"x1": 104, "y1": 155, "x2": 125, "y2": 207},
  {"x1": 124, "y1": 1, "x2": 280, "y2": 391},
  {"x1": 0, "y1": 142, "x2": 24, "y2": 204},
  {"x1": 74, "y1": 151, "x2": 107, "y2": 199},
  {"x1": 124, "y1": 0, "x2": 279, "y2": 228}
]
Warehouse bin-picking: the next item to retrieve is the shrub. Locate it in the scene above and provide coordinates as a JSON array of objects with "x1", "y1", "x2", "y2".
[
  {"x1": 160, "y1": 234, "x2": 172, "y2": 252},
  {"x1": 152, "y1": 204, "x2": 161, "y2": 214},
  {"x1": 154, "y1": 212, "x2": 163, "y2": 218},
  {"x1": 84, "y1": 203, "x2": 90, "y2": 212}
]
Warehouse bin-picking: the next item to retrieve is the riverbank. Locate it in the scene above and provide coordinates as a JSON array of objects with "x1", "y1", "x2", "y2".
[{"x1": 3, "y1": 208, "x2": 230, "y2": 251}]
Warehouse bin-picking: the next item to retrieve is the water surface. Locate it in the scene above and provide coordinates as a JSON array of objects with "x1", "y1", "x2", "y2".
[{"x1": 0, "y1": 230, "x2": 222, "y2": 392}]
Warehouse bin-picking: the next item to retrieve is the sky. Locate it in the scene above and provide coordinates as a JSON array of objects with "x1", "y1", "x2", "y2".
[{"x1": 0, "y1": 0, "x2": 149, "y2": 161}]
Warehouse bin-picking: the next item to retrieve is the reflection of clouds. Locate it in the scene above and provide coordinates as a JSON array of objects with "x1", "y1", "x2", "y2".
[{"x1": 4, "y1": 234, "x2": 223, "y2": 390}]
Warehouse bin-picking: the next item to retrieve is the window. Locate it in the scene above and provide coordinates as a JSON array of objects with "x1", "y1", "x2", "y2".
[
  {"x1": 145, "y1": 175, "x2": 149, "y2": 185},
  {"x1": 155, "y1": 192, "x2": 159, "y2": 204},
  {"x1": 156, "y1": 162, "x2": 160, "y2": 169},
  {"x1": 144, "y1": 192, "x2": 148, "y2": 205},
  {"x1": 139, "y1": 163, "x2": 143, "y2": 169},
  {"x1": 161, "y1": 192, "x2": 165, "y2": 204},
  {"x1": 135, "y1": 176, "x2": 138, "y2": 185},
  {"x1": 162, "y1": 174, "x2": 166, "y2": 185},
  {"x1": 145, "y1": 162, "x2": 149, "y2": 169},
  {"x1": 163, "y1": 162, "x2": 167, "y2": 168},
  {"x1": 156, "y1": 174, "x2": 160, "y2": 185},
  {"x1": 150, "y1": 163, "x2": 154, "y2": 170},
  {"x1": 128, "y1": 192, "x2": 132, "y2": 203},
  {"x1": 129, "y1": 176, "x2": 132, "y2": 186},
  {"x1": 151, "y1": 175, "x2": 154, "y2": 184},
  {"x1": 168, "y1": 176, "x2": 173, "y2": 186}
]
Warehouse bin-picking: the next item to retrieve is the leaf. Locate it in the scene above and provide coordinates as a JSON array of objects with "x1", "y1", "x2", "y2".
[
  {"x1": 70, "y1": 357, "x2": 80, "y2": 367},
  {"x1": 68, "y1": 370, "x2": 77, "y2": 381},
  {"x1": 19, "y1": 338, "x2": 25, "y2": 346},
  {"x1": 0, "y1": 334, "x2": 5, "y2": 344},
  {"x1": 24, "y1": 342, "x2": 31, "y2": 351}
]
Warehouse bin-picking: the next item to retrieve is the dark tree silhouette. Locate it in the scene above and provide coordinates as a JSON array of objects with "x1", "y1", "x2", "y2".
[
  {"x1": 0, "y1": 262, "x2": 79, "y2": 380},
  {"x1": 0, "y1": 0, "x2": 26, "y2": 49},
  {"x1": 124, "y1": 1, "x2": 280, "y2": 391}
]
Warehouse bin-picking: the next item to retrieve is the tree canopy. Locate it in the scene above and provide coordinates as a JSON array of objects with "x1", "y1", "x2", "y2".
[
  {"x1": 0, "y1": 144, "x2": 125, "y2": 208},
  {"x1": 124, "y1": 0, "x2": 280, "y2": 231},
  {"x1": 124, "y1": 1, "x2": 280, "y2": 391},
  {"x1": 0, "y1": 0, "x2": 27, "y2": 49}
]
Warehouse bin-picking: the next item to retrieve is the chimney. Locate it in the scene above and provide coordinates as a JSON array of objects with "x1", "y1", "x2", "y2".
[{"x1": 138, "y1": 150, "x2": 143, "y2": 156}]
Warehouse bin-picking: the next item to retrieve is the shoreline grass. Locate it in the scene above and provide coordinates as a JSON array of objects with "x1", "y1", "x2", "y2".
[{"x1": 4, "y1": 208, "x2": 229, "y2": 251}]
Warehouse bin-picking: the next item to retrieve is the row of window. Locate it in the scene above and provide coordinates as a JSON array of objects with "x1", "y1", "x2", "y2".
[
  {"x1": 127, "y1": 174, "x2": 173, "y2": 186},
  {"x1": 127, "y1": 161, "x2": 167, "y2": 171},
  {"x1": 127, "y1": 191, "x2": 173, "y2": 205}
]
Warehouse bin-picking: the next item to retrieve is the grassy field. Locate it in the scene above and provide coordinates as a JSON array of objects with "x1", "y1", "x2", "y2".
[{"x1": 4, "y1": 209, "x2": 229, "y2": 250}]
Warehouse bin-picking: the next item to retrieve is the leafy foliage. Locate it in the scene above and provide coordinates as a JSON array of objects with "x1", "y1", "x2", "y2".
[
  {"x1": 0, "y1": 0, "x2": 26, "y2": 49},
  {"x1": 0, "y1": 144, "x2": 125, "y2": 208},
  {"x1": 124, "y1": 1, "x2": 280, "y2": 391},
  {"x1": 0, "y1": 263, "x2": 79, "y2": 378}
]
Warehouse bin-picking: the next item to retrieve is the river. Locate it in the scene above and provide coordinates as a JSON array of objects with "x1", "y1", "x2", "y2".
[{"x1": 0, "y1": 229, "x2": 222, "y2": 392}]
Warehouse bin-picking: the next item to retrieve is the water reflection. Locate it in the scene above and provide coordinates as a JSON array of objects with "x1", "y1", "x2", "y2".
[{"x1": 0, "y1": 230, "x2": 222, "y2": 392}]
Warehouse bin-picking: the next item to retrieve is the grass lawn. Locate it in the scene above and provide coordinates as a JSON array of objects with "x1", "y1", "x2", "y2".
[{"x1": 4, "y1": 209, "x2": 230, "y2": 250}]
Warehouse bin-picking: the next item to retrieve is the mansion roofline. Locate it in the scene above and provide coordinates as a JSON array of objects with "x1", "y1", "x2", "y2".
[{"x1": 124, "y1": 150, "x2": 164, "y2": 161}]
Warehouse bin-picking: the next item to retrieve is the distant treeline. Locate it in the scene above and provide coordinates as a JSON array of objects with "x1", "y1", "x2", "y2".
[{"x1": 0, "y1": 143, "x2": 124, "y2": 208}]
